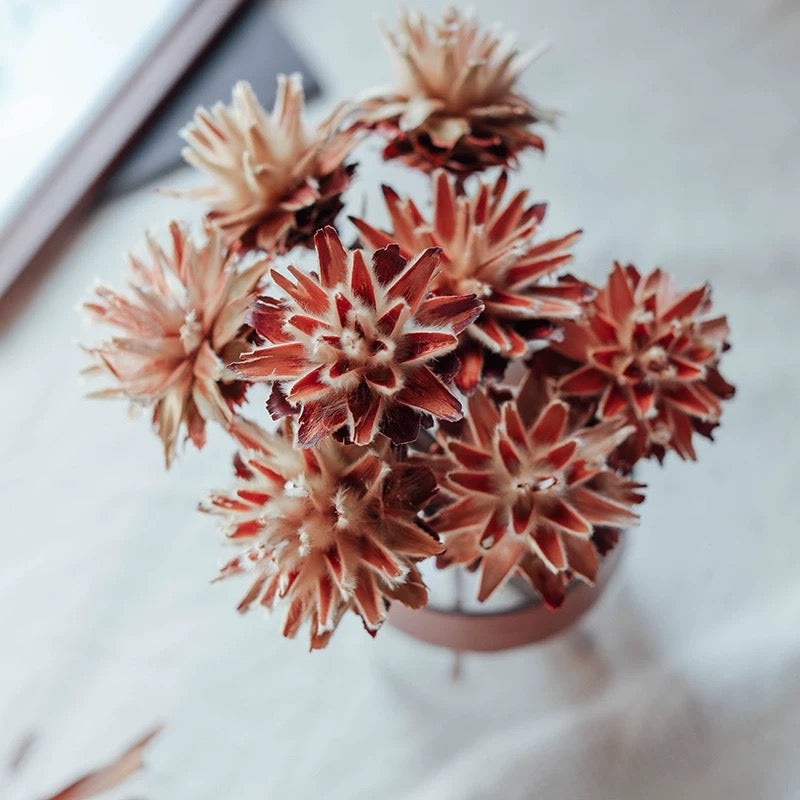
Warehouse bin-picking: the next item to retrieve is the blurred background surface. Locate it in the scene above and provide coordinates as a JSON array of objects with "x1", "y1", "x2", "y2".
[
  {"x1": 1, "y1": 1, "x2": 799, "y2": 798},
  {"x1": 0, "y1": 0, "x2": 192, "y2": 228}
]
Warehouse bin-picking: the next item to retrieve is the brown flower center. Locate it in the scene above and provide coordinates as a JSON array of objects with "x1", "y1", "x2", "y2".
[
  {"x1": 317, "y1": 305, "x2": 399, "y2": 372},
  {"x1": 515, "y1": 475, "x2": 558, "y2": 493},
  {"x1": 639, "y1": 345, "x2": 670, "y2": 374}
]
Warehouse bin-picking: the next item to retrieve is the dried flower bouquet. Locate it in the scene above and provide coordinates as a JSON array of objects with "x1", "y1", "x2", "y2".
[{"x1": 82, "y1": 8, "x2": 733, "y2": 649}]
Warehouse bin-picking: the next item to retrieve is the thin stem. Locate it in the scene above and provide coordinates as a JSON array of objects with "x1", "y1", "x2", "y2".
[{"x1": 450, "y1": 565, "x2": 465, "y2": 682}]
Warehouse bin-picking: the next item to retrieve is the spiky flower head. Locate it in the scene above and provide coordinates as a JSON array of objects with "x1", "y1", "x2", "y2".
[
  {"x1": 355, "y1": 7, "x2": 555, "y2": 176},
  {"x1": 427, "y1": 383, "x2": 644, "y2": 606},
  {"x1": 82, "y1": 223, "x2": 270, "y2": 466},
  {"x1": 180, "y1": 76, "x2": 357, "y2": 253},
  {"x1": 204, "y1": 423, "x2": 442, "y2": 648},
  {"x1": 553, "y1": 263, "x2": 735, "y2": 469},
  {"x1": 233, "y1": 226, "x2": 484, "y2": 447},
  {"x1": 353, "y1": 170, "x2": 586, "y2": 392}
]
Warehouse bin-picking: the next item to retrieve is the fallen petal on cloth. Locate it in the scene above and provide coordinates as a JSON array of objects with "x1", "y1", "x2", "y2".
[{"x1": 44, "y1": 725, "x2": 162, "y2": 800}]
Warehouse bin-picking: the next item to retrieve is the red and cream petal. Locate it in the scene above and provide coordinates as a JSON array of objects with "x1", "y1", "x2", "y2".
[
  {"x1": 395, "y1": 366, "x2": 463, "y2": 421},
  {"x1": 478, "y1": 538, "x2": 525, "y2": 602},
  {"x1": 234, "y1": 343, "x2": 310, "y2": 380}
]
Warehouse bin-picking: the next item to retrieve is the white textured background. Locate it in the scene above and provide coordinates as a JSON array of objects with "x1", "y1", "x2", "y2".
[{"x1": 1, "y1": 0, "x2": 799, "y2": 798}]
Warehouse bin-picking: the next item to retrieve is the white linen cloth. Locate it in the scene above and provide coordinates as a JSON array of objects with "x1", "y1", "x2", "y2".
[{"x1": 1, "y1": 0, "x2": 799, "y2": 797}]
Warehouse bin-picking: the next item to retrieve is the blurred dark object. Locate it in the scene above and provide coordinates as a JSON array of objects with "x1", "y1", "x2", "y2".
[
  {"x1": 7, "y1": 730, "x2": 36, "y2": 773},
  {"x1": 0, "y1": 0, "x2": 319, "y2": 304}
]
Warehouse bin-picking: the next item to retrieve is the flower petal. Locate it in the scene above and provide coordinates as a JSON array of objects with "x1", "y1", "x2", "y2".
[
  {"x1": 386, "y1": 247, "x2": 442, "y2": 312},
  {"x1": 234, "y1": 343, "x2": 309, "y2": 380},
  {"x1": 417, "y1": 294, "x2": 484, "y2": 334},
  {"x1": 350, "y1": 248, "x2": 377, "y2": 307},
  {"x1": 396, "y1": 366, "x2": 462, "y2": 421},
  {"x1": 530, "y1": 400, "x2": 568, "y2": 444},
  {"x1": 314, "y1": 226, "x2": 349, "y2": 288},
  {"x1": 478, "y1": 538, "x2": 525, "y2": 601},
  {"x1": 399, "y1": 331, "x2": 458, "y2": 364},
  {"x1": 541, "y1": 498, "x2": 592, "y2": 535}
]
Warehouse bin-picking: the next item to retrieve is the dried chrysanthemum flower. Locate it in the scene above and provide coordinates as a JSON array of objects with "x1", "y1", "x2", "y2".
[
  {"x1": 353, "y1": 170, "x2": 585, "y2": 392},
  {"x1": 552, "y1": 263, "x2": 735, "y2": 469},
  {"x1": 179, "y1": 75, "x2": 357, "y2": 253},
  {"x1": 83, "y1": 223, "x2": 270, "y2": 467},
  {"x1": 204, "y1": 423, "x2": 443, "y2": 648},
  {"x1": 427, "y1": 385, "x2": 644, "y2": 606},
  {"x1": 233, "y1": 226, "x2": 484, "y2": 447},
  {"x1": 355, "y1": 7, "x2": 555, "y2": 176}
]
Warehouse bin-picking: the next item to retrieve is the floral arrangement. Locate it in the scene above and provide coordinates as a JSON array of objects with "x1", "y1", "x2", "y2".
[{"x1": 81, "y1": 8, "x2": 734, "y2": 649}]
